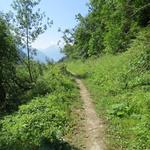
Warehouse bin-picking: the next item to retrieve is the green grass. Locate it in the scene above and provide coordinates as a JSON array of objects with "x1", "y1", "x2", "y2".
[{"x1": 66, "y1": 46, "x2": 150, "y2": 149}]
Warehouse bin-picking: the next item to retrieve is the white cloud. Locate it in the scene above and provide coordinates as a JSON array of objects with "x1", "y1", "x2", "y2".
[
  {"x1": 32, "y1": 33, "x2": 61, "y2": 49},
  {"x1": 32, "y1": 39, "x2": 58, "y2": 49}
]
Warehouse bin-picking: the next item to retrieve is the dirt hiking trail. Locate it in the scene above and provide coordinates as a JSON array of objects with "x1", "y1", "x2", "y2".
[{"x1": 76, "y1": 79, "x2": 106, "y2": 150}]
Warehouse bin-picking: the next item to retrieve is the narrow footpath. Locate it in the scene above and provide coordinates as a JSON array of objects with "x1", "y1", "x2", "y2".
[{"x1": 76, "y1": 79, "x2": 106, "y2": 150}]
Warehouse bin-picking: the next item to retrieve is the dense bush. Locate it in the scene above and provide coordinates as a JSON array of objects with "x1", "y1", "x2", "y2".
[
  {"x1": 0, "y1": 15, "x2": 18, "y2": 111},
  {"x1": 32, "y1": 65, "x2": 75, "y2": 97},
  {"x1": 0, "y1": 65, "x2": 78, "y2": 150},
  {"x1": 129, "y1": 27, "x2": 150, "y2": 73},
  {"x1": 0, "y1": 95, "x2": 70, "y2": 150}
]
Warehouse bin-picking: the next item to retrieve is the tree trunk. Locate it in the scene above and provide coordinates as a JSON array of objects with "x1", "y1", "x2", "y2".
[
  {"x1": 0, "y1": 82, "x2": 6, "y2": 107},
  {"x1": 26, "y1": 26, "x2": 33, "y2": 82}
]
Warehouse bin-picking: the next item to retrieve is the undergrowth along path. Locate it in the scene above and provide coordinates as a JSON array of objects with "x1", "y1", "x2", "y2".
[{"x1": 75, "y1": 78, "x2": 106, "y2": 150}]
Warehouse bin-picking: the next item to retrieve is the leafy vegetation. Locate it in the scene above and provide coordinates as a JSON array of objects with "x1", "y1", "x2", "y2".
[
  {"x1": 0, "y1": 0, "x2": 53, "y2": 114},
  {"x1": 0, "y1": 65, "x2": 80, "y2": 149},
  {"x1": 11, "y1": 0, "x2": 52, "y2": 82},
  {"x1": 0, "y1": 15, "x2": 18, "y2": 112},
  {"x1": 0, "y1": 0, "x2": 82, "y2": 149},
  {"x1": 63, "y1": 2, "x2": 150, "y2": 148},
  {"x1": 62, "y1": 0, "x2": 150, "y2": 58},
  {"x1": 0, "y1": 0, "x2": 150, "y2": 149},
  {"x1": 67, "y1": 27, "x2": 150, "y2": 149}
]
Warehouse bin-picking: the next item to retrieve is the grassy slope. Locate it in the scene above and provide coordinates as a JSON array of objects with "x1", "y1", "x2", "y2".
[
  {"x1": 0, "y1": 65, "x2": 82, "y2": 150},
  {"x1": 67, "y1": 45, "x2": 150, "y2": 149}
]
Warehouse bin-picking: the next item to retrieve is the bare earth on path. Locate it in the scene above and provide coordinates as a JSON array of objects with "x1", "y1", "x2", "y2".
[{"x1": 76, "y1": 79, "x2": 106, "y2": 150}]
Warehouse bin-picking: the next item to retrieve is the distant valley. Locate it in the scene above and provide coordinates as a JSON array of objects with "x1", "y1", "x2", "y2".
[{"x1": 23, "y1": 46, "x2": 65, "y2": 63}]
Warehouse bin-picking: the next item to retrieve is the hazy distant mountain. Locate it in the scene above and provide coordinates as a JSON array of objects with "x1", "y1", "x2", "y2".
[
  {"x1": 21, "y1": 46, "x2": 64, "y2": 63},
  {"x1": 18, "y1": 49, "x2": 26, "y2": 59},
  {"x1": 40, "y1": 46, "x2": 65, "y2": 62},
  {"x1": 33, "y1": 50, "x2": 47, "y2": 63}
]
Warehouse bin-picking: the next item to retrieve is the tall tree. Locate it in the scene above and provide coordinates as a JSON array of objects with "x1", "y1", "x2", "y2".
[
  {"x1": 0, "y1": 15, "x2": 18, "y2": 109},
  {"x1": 11, "y1": 0, "x2": 52, "y2": 82}
]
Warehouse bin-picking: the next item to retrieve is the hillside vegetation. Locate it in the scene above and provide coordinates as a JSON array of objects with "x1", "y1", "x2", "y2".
[
  {"x1": 0, "y1": 1, "x2": 83, "y2": 149},
  {"x1": 63, "y1": 1, "x2": 150, "y2": 148},
  {"x1": 0, "y1": 0, "x2": 150, "y2": 149},
  {"x1": 0, "y1": 65, "x2": 80, "y2": 149},
  {"x1": 62, "y1": 0, "x2": 150, "y2": 59},
  {"x1": 67, "y1": 27, "x2": 150, "y2": 149}
]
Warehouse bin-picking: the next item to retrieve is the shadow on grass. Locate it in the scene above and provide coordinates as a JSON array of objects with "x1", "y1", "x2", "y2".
[
  {"x1": 39, "y1": 138, "x2": 80, "y2": 150},
  {"x1": 73, "y1": 73, "x2": 88, "y2": 79},
  {"x1": 66, "y1": 69, "x2": 89, "y2": 80}
]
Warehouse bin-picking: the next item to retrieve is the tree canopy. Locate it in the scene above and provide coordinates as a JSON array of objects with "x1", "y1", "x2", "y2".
[
  {"x1": 62, "y1": 0, "x2": 150, "y2": 58},
  {"x1": 0, "y1": 15, "x2": 18, "y2": 109}
]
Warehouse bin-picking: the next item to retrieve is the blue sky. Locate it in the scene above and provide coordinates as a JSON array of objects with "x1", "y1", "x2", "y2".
[{"x1": 0, "y1": 0, "x2": 89, "y2": 49}]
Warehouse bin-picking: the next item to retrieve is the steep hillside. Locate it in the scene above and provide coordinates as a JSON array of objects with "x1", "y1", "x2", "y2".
[{"x1": 67, "y1": 28, "x2": 150, "y2": 149}]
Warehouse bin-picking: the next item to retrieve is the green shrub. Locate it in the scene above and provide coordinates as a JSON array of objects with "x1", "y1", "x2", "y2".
[
  {"x1": 32, "y1": 65, "x2": 75, "y2": 97},
  {"x1": 129, "y1": 27, "x2": 150, "y2": 73},
  {"x1": 0, "y1": 65, "x2": 78, "y2": 150},
  {"x1": 0, "y1": 95, "x2": 69, "y2": 149}
]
